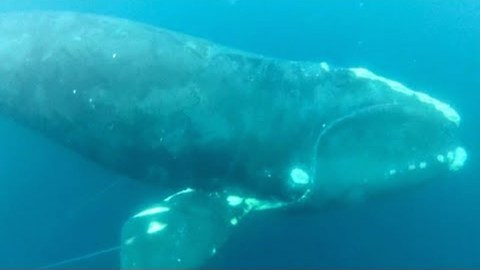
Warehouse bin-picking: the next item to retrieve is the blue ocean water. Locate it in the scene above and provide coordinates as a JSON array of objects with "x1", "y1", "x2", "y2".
[{"x1": 0, "y1": 0, "x2": 478, "y2": 268}]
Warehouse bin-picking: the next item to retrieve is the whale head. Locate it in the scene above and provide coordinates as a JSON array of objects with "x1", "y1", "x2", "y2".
[{"x1": 303, "y1": 67, "x2": 467, "y2": 206}]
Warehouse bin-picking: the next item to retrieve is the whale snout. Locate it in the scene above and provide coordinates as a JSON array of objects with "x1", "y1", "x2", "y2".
[{"x1": 309, "y1": 67, "x2": 467, "y2": 205}]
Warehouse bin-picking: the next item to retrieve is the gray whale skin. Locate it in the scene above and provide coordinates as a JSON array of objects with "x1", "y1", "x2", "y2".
[{"x1": 0, "y1": 12, "x2": 467, "y2": 268}]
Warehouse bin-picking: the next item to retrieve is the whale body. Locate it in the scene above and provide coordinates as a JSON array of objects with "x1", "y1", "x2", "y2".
[{"x1": 0, "y1": 12, "x2": 467, "y2": 268}]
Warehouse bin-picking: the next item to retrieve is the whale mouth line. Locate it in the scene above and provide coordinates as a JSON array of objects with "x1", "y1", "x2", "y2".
[{"x1": 316, "y1": 102, "x2": 400, "y2": 143}]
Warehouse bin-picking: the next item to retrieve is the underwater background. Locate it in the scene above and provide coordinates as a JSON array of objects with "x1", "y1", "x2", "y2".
[{"x1": 0, "y1": 0, "x2": 478, "y2": 268}]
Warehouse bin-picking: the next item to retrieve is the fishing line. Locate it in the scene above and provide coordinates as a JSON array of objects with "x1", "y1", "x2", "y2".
[
  {"x1": 52, "y1": 176, "x2": 127, "y2": 226},
  {"x1": 38, "y1": 245, "x2": 121, "y2": 269},
  {"x1": 72, "y1": 177, "x2": 127, "y2": 215}
]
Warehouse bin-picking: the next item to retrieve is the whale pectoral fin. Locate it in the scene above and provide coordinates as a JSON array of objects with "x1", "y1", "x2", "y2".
[
  {"x1": 120, "y1": 189, "x2": 288, "y2": 269},
  {"x1": 120, "y1": 189, "x2": 235, "y2": 269}
]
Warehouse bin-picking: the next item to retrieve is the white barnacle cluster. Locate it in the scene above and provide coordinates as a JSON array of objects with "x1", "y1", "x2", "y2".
[
  {"x1": 350, "y1": 68, "x2": 461, "y2": 126},
  {"x1": 230, "y1": 217, "x2": 238, "y2": 226},
  {"x1": 387, "y1": 146, "x2": 467, "y2": 178},
  {"x1": 438, "y1": 147, "x2": 468, "y2": 171},
  {"x1": 302, "y1": 61, "x2": 331, "y2": 79},
  {"x1": 226, "y1": 195, "x2": 244, "y2": 207},
  {"x1": 290, "y1": 167, "x2": 310, "y2": 185},
  {"x1": 320, "y1": 62, "x2": 330, "y2": 72},
  {"x1": 225, "y1": 194, "x2": 286, "y2": 226},
  {"x1": 287, "y1": 167, "x2": 313, "y2": 203}
]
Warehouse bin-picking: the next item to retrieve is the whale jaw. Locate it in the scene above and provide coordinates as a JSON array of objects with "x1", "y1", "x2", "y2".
[{"x1": 308, "y1": 67, "x2": 466, "y2": 205}]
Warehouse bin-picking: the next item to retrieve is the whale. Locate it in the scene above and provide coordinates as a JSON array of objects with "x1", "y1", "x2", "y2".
[{"x1": 0, "y1": 12, "x2": 467, "y2": 268}]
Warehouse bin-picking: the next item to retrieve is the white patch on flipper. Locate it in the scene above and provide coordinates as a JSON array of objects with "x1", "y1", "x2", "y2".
[
  {"x1": 124, "y1": 237, "x2": 136, "y2": 245},
  {"x1": 163, "y1": 188, "x2": 195, "y2": 202},
  {"x1": 134, "y1": 206, "x2": 170, "y2": 218},
  {"x1": 147, "y1": 221, "x2": 167, "y2": 234},
  {"x1": 350, "y1": 68, "x2": 461, "y2": 125}
]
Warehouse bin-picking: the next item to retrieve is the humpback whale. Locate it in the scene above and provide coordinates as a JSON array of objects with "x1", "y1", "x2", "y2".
[{"x1": 0, "y1": 12, "x2": 467, "y2": 268}]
